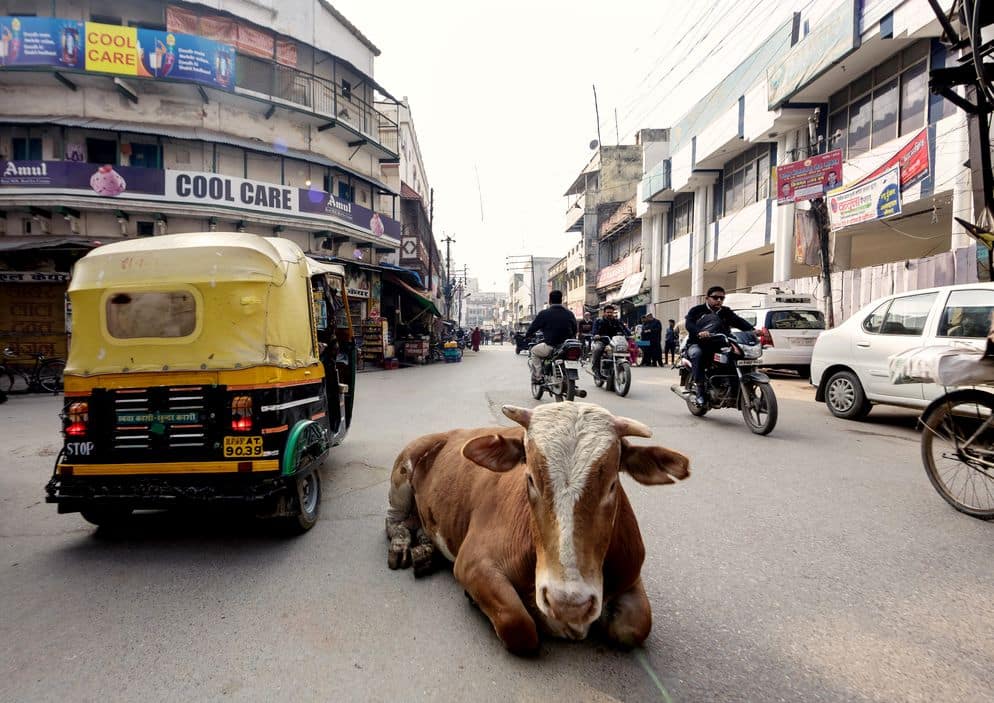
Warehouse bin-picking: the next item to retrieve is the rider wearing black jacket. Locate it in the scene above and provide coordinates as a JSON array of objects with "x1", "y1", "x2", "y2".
[
  {"x1": 685, "y1": 285, "x2": 755, "y2": 405},
  {"x1": 590, "y1": 305, "x2": 631, "y2": 380},
  {"x1": 526, "y1": 290, "x2": 577, "y2": 381}
]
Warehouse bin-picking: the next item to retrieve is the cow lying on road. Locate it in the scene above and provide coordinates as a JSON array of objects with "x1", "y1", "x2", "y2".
[{"x1": 386, "y1": 401, "x2": 690, "y2": 654}]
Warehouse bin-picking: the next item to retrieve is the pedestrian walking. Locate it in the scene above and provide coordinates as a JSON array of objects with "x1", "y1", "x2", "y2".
[
  {"x1": 641, "y1": 312, "x2": 663, "y2": 366},
  {"x1": 471, "y1": 326, "x2": 481, "y2": 352},
  {"x1": 664, "y1": 318, "x2": 678, "y2": 367}
]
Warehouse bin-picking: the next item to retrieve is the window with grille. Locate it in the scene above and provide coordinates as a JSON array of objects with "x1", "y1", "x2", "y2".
[
  {"x1": 672, "y1": 193, "x2": 694, "y2": 238},
  {"x1": 828, "y1": 41, "x2": 930, "y2": 158}
]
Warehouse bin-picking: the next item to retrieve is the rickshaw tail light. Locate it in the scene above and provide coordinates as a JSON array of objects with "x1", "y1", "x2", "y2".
[
  {"x1": 231, "y1": 395, "x2": 253, "y2": 431},
  {"x1": 66, "y1": 402, "x2": 89, "y2": 436}
]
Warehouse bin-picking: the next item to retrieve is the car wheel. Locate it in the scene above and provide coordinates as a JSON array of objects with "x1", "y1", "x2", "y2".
[{"x1": 825, "y1": 370, "x2": 871, "y2": 420}]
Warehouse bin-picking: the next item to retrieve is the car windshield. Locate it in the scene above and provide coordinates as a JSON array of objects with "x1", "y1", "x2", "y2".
[{"x1": 769, "y1": 310, "x2": 825, "y2": 330}]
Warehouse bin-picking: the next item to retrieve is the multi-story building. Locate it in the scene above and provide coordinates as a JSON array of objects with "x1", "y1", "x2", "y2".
[
  {"x1": 463, "y1": 290, "x2": 505, "y2": 330},
  {"x1": 379, "y1": 97, "x2": 443, "y2": 306},
  {"x1": 563, "y1": 137, "x2": 663, "y2": 323},
  {"x1": 508, "y1": 256, "x2": 558, "y2": 324},
  {"x1": 0, "y1": 0, "x2": 404, "y2": 355},
  {"x1": 638, "y1": 0, "x2": 973, "y2": 324}
]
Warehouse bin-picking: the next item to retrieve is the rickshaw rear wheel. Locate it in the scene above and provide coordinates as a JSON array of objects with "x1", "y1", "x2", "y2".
[
  {"x1": 281, "y1": 470, "x2": 321, "y2": 534},
  {"x1": 80, "y1": 506, "x2": 132, "y2": 528}
]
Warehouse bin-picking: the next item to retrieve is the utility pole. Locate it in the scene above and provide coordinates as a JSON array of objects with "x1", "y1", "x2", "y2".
[
  {"x1": 442, "y1": 234, "x2": 455, "y2": 321},
  {"x1": 807, "y1": 110, "x2": 835, "y2": 328},
  {"x1": 928, "y1": 0, "x2": 994, "y2": 279}
]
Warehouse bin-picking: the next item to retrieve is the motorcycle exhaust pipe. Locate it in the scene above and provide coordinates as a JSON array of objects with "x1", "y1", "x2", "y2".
[
  {"x1": 574, "y1": 389, "x2": 587, "y2": 398},
  {"x1": 670, "y1": 384, "x2": 689, "y2": 398}
]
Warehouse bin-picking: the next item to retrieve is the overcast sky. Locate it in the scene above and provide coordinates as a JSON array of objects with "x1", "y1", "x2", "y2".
[{"x1": 332, "y1": 0, "x2": 821, "y2": 292}]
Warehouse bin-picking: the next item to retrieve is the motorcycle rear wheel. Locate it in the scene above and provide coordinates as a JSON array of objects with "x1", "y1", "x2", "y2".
[
  {"x1": 740, "y1": 382, "x2": 778, "y2": 435},
  {"x1": 614, "y1": 362, "x2": 631, "y2": 397},
  {"x1": 531, "y1": 379, "x2": 544, "y2": 400}
]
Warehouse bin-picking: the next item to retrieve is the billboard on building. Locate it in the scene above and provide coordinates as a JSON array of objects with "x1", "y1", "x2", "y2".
[
  {"x1": 0, "y1": 16, "x2": 236, "y2": 90},
  {"x1": 299, "y1": 188, "x2": 401, "y2": 241},
  {"x1": 858, "y1": 128, "x2": 930, "y2": 192},
  {"x1": 827, "y1": 166, "x2": 902, "y2": 230},
  {"x1": 0, "y1": 160, "x2": 164, "y2": 195},
  {"x1": 776, "y1": 150, "x2": 843, "y2": 204}
]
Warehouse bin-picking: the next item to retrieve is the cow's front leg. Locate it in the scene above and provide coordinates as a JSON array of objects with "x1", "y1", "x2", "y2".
[
  {"x1": 601, "y1": 577, "x2": 652, "y2": 648},
  {"x1": 456, "y1": 559, "x2": 539, "y2": 655}
]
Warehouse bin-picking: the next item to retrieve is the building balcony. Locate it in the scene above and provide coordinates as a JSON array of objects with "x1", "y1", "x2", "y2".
[
  {"x1": 235, "y1": 57, "x2": 399, "y2": 161},
  {"x1": 564, "y1": 193, "x2": 585, "y2": 232}
]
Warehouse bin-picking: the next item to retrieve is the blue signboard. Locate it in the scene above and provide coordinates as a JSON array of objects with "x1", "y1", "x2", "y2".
[{"x1": 0, "y1": 16, "x2": 84, "y2": 68}]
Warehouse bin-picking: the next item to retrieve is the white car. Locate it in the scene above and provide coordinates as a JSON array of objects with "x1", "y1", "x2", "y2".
[
  {"x1": 811, "y1": 282, "x2": 994, "y2": 419},
  {"x1": 726, "y1": 292, "x2": 825, "y2": 377}
]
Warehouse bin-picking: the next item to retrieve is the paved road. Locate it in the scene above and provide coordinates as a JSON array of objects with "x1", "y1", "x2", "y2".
[{"x1": 2, "y1": 346, "x2": 992, "y2": 702}]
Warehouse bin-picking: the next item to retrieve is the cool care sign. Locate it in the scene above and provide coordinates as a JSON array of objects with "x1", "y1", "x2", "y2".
[{"x1": 166, "y1": 171, "x2": 297, "y2": 215}]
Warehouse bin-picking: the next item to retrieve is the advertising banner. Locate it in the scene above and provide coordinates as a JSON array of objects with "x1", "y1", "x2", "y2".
[
  {"x1": 776, "y1": 149, "x2": 844, "y2": 204},
  {"x1": 0, "y1": 16, "x2": 235, "y2": 90},
  {"x1": 0, "y1": 161, "x2": 401, "y2": 239},
  {"x1": 858, "y1": 128, "x2": 930, "y2": 192},
  {"x1": 299, "y1": 188, "x2": 401, "y2": 241},
  {"x1": 165, "y1": 170, "x2": 297, "y2": 217},
  {"x1": 827, "y1": 166, "x2": 902, "y2": 230},
  {"x1": 0, "y1": 160, "x2": 164, "y2": 196},
  {"x1": 0, "y1": 16, "x2": 84, "y2": 69}
]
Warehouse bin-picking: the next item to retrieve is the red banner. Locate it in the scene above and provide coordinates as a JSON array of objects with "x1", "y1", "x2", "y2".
[
  {"x1": 198, "y1": 15, "x2": 237, "y2": 44},
  {"x1": 236, "y1": 22, "x2": 274, "y2": 59},
  {"x1": 776, "y1": 149, "x2": 843, "y2": 204},
  {"x1": 276, "y1": 39, "x2": 297, "y2": 67},
  {"x1": 858, "y1": 128, "x2": 930, "y2": 191},
  {"x1": 165, "y1": 5, "x2": 198, "y2": 35}
]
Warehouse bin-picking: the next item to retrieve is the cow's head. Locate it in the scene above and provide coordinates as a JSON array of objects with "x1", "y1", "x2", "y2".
[{"x1": 461, "y1": 402, "x2": 689, "y2": 638}]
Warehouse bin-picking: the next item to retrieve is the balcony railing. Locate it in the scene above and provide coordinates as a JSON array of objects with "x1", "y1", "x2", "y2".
[
  {"x1": 564, "y1": 193, "x2": 585, "y2": 232},
  {"x1": 236, "y1": 55, "x2": 399, "y2": 156}
]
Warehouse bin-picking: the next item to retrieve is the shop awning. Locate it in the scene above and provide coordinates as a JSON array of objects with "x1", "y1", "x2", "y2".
[
  {"x1": 607, "y1": 271, "x2": 645, "y2": 304},
  {"x1": 382, "y1": 272, "x2": 441, "y2": 317},
  {"x1": 0, "y1": 236, "x2": 103, "y2": 252}
]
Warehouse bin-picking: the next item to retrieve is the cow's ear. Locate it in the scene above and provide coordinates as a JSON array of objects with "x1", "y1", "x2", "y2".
[
  {"x1": 501, "y1": 405, "x2": 532, "y2": 428},
  {"x1": 462, "y1": 433, "x2": 525, "y2": 472},
  {"x1": 621, "y1": 441, "x2": 690, "y2": 485}
]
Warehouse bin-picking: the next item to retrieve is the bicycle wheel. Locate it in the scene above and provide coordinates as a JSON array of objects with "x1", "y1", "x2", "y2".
[
  {"x1": 921, "y1": 390, "x2": 994, "y2": 520},
  {"x1": 0, "y1": 367, "x2": 13, "y2": 395},
  {"x1": 38, "y1": 359, "x2": 65, "y2": 393}
]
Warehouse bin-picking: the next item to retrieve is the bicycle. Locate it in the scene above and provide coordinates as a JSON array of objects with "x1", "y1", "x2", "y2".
[
  {"x1": 920, "y1": 387, "x2": 994, "y2": 520},
  {"x1": 0, "y1": 346, "x2": 66, "y2": 395}
]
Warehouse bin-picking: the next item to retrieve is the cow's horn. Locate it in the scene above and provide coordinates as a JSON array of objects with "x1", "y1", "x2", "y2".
[
  {"x1": 501, "y1": 405, "x2": 532, "y2": 428},
  {"x1": 615, "y1": 416, "x2": 652, "y2": 438}
]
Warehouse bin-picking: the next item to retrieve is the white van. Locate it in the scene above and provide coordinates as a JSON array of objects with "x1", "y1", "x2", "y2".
[{"x1": 725, "y1": 290, "x2": 826, "y2": 377}]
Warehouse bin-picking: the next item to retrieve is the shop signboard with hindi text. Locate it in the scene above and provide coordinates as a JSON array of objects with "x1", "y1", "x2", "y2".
[
  {"x1": 776, "y1": 150, "x2": 844, "y2": 204},
  {"x1": 827, "y1": 166, "x2": 902, "y2": 230}
]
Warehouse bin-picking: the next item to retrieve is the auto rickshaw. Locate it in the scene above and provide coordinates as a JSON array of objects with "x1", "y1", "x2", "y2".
[{"x1": 45, "y1": 232, "x2": 356, "y2": 533}]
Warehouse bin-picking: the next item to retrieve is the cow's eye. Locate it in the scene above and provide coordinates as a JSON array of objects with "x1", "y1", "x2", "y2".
[
  {"x1": 526, "y1": 472, "x2": 536, "y2": 491},
  {"x1": 608, "y1": 479, "x2": 617, "y2": 494}
]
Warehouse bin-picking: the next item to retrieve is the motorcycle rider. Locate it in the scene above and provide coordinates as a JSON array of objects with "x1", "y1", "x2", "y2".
[
  {"x1": 577, "y1": 310, "x2": 594, "y2": 353},
  {"x1": 526, "y1": 290, "x2": 577, "y2": 383},
  {"x1": 590, "y1": 304, "x2": 631, "y2": 381},
  {"x1": 685, "y1": 285, "x2": 756, "y2": 406}
]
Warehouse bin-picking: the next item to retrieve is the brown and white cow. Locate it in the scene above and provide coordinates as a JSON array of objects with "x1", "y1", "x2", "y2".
[{"x1": 386, "y1": 401, "x2": 690, "y2": 655}]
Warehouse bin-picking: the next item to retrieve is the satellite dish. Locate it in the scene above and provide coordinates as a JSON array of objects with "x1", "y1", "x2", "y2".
[{"x1": 589, "y1": 139, "x2": 599, "y2": 150}]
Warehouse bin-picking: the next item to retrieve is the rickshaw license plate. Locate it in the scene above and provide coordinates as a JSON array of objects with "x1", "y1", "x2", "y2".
[{"x1": 223, "y1": 436, "x2": 263, "y2": 458}]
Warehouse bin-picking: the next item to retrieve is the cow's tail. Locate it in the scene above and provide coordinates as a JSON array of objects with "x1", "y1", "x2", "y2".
[{"x1": 386, "y1": 433, "x2": 446, "y2": 573}]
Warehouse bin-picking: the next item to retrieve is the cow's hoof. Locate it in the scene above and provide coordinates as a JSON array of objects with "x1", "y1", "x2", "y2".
[
  {"x1": 386, "y1": 520, "x2": 409, "y2": 541},
  {"x1": 387, "y1": 526, "x2": 412, "y2": 570},
  {"x1": 411, "y1": 544, "x2": 435, "y2": 577}
]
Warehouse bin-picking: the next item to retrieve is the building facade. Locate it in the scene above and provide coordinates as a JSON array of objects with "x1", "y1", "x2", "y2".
[
  {"x1": 638, "y1": 0, "x2": 973, "y2": 324},
  {"x1": 0, "y1": 0, "x2": 405, "y2": 354}
]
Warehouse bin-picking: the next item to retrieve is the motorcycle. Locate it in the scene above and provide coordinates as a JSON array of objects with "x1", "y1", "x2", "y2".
[
  {"x1": 670, "y1": 331, "x2": 778, "y2": 435},
  {"x1": 589, "y1": 335, "x2": 633, "y2": 397},
  {"x1": 531, "y1": 339, "x2": 587, "y2": 402}
]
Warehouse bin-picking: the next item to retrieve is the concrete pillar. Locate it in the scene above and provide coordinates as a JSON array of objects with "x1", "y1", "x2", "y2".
[
  {"x1": 646, "y1": 203, "x2": 670, "y2": 309},
  {"x1": 773, "y1": 133, "x2": 796, "y2": 283},
  {"x1": 690, "y1": 186, "x2": 708, "y2": 296},
  {"x1": 950, "y1": 112, "x2": 973, "y2": 250},
  {"x1": 736, "y1": 263, "x2": 750, "y2": 291}
]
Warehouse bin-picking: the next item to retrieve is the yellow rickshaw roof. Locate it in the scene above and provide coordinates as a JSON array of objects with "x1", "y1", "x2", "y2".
[{"x1": 70, "y1": 232, "x2": 308, "y2": 289}]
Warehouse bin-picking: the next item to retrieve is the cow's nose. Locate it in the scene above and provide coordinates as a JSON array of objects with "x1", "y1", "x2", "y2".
[{"x1": 545, "y1": 587, "x2": 600, "y2": 624}]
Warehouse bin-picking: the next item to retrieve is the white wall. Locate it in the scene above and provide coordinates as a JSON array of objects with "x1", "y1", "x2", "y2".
[
  {"x1": 668, "y1": 233, "x2": 691, "y2": 274},
  {"x1": 713, "y1": 199, "x2": 773, "y2": 261}
]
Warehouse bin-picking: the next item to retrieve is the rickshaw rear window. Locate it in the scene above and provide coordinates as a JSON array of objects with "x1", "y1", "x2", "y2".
[{"x1": 106, "y1": 291, "x2": 197, "y2": 339}]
